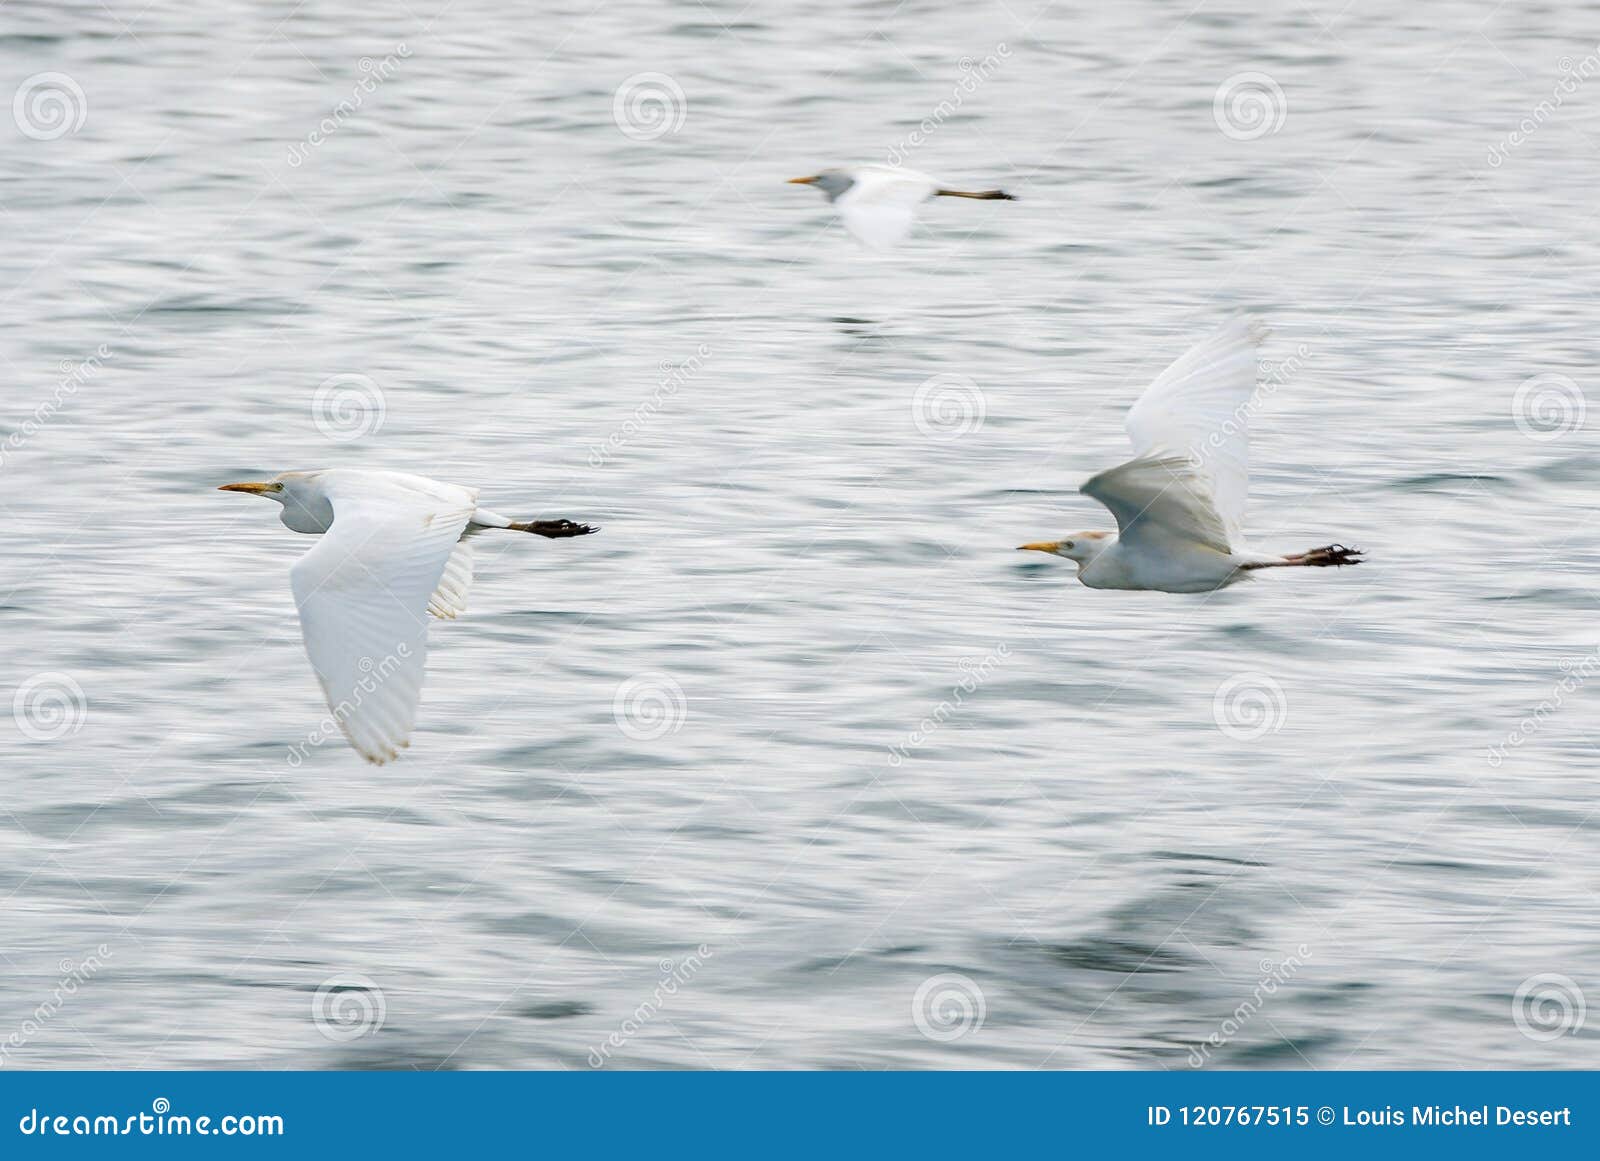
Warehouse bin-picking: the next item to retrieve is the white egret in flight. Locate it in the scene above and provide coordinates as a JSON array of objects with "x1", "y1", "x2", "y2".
[
  {"x1": 220, "y1": 469, "x2": 597, "y2": 763},
  {"x1": 787, "y1": 165, "x2": 1015, "y2": 251},
  {"x1": 1018, "y1": 317, "x2": 1361, "y2": 592}
]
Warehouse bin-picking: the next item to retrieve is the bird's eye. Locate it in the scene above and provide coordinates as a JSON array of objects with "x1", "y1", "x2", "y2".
[{"x1": 1062, "y1": 540, "x2": 1074, "y2": 550}]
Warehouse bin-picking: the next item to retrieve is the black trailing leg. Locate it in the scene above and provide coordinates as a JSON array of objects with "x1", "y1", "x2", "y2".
[
  {"x1": 935, "y1": 188, "x2": 1017, "y2": 200},
  {"x1": 510, "y1": 519, "x2": 600, "y2": 538},
  {"x1": 1240, "y1": 544, "x2": 1363, "y2": 571},
  {"x1": 1294, "y1": 543, "x2": 1363, "y2": 567}
]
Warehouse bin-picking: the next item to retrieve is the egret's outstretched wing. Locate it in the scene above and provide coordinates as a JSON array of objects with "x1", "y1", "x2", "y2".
[
  {"x1": 427, "y1": 532, "x2": 478, "y2": 620},
  {"x1": 1123, "y1": 316, "x2": 1263, "y2": 545},
  {"x1": 836, "y1": 167, "x2": 936, "y2": 251},
  {"x1": 1082, "y1": 454, "x2": 1233, "y2": 555},
  {"x1": 289, "y1": 475, "x2": 477, "y2": 764}
]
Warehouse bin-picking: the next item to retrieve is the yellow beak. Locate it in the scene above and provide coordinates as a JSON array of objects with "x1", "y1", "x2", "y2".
[
  {"x1": 218, "y1": 481, "x2": 278, "y2": 495},
  {"x1": 787, "y1": 175, "x2": 819, "y2": 185},
  {"x1": 1017, "y1": 541, "x2": 1061, "y2": 553}
]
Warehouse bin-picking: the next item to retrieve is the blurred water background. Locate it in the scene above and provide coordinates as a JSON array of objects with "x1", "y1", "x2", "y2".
[{"x1": 1, "y1": 0, "x2": 1598, "y2": 1068}]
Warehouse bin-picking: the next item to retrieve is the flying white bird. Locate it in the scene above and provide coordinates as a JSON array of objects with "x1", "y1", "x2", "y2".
[
  {"x1": 1017, "y1": 317, "x2": 1361, "y2": 592},
  {"x1": 220, "y1": 469, "x2": 597, "y2": 764},
  {"x1": 787, "y1": 165, "x2": 1015, "y2": 251}
]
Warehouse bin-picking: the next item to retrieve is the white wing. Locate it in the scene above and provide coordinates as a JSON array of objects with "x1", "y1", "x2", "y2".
[
  {"x1": 427, "y1": 532, "x2": 477, "y2": 620},
  {"x1": 836, "y1": 167, "x2": 937, "y2": 251},
  {"x1": 289, "y1": 474, "x2": 477, "y2": 764},
  {"x1": 1122, "y1": 315, "x2": 1263, "y2": 545},
  {"x1": 1082, "y1": 454, "x2": 1233, "y2": 555}
]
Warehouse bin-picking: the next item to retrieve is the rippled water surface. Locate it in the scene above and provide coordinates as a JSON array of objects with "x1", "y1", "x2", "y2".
[{"x1": 3, "y1": 1, "x2": 1599, "y2": 1068}]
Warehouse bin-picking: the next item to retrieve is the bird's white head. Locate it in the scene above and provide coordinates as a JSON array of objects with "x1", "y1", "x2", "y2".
[
  {"x1": 787, "y1": 168, "x2": 854, "y2": 201},
  {"x1": 219, "y1": 471, "x2": 333, "y2": 533},
  {"x1": 1016, "y1": 531, "x2": 1114, "y2": 565}
]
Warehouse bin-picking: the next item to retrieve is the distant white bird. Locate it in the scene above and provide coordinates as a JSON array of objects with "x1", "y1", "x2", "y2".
[
  {"x1": 788, "y1": 165, "x2": 1015, "y2": 251},
  {"x1": 220, "y1": 469, "x2": 597, "y2": 764},
  {"x1": 1017, "y1": 317, "x2": 1361, "y2": 592}
]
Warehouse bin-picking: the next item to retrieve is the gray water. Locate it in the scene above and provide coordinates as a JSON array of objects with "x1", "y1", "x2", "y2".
[{"x1": 2, "y1": 0, "x2": 1599, "y2": 1070}]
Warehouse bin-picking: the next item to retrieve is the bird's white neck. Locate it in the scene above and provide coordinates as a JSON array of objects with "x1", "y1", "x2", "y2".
[{"x1": 275, "y1": 478, "x2": 335, "y2": 534}]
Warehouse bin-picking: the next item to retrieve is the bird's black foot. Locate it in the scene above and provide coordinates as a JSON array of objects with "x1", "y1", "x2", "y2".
[
  {"x1": 1301, "y1": 543, "x2": 1362, "y2": 567},
  {"x1": 513, "y1": 519, "x2": 599, "y2": 538}
]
